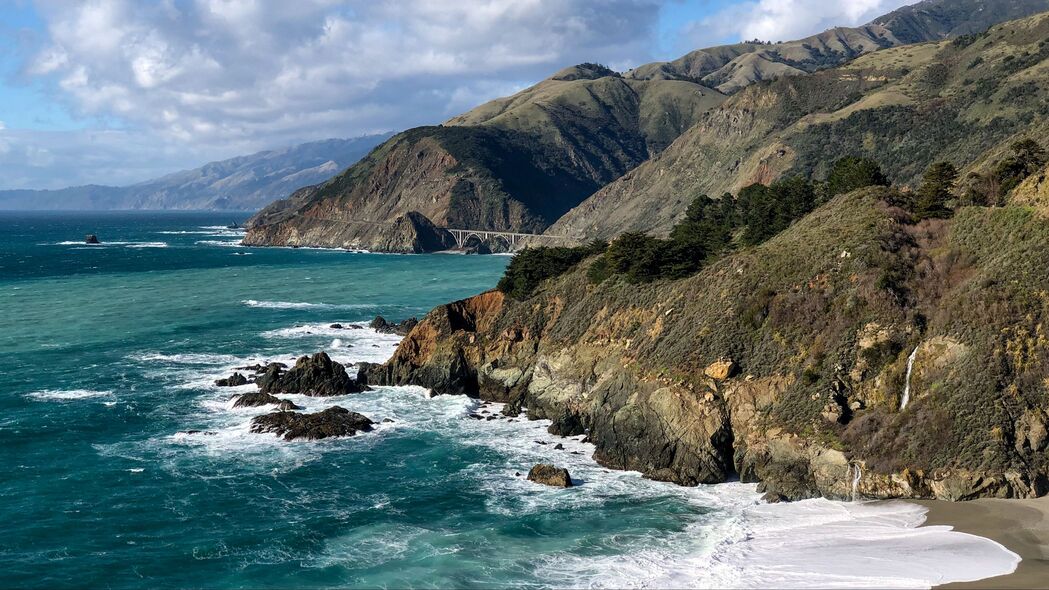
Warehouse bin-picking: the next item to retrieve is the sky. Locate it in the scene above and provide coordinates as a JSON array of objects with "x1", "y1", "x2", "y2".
[{"x1": 0, "y1": 0, "x2": 915, "y2": 190}]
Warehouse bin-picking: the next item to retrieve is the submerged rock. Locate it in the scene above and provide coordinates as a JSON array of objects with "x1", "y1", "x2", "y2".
[
  {"x1": 370, "y1": 315, "x2": 419, "y2": 336},
  {"x1": 250, "y1": 406, "x2": 374, "y2": 441},
  {"x1": 527, "y1": 464, "x2": 573, "y2": 487},
  {"x1": 257, "y1": 352, "x2": 368, "y2": 396},
  {"x1": 215, "y1": 372, "x2": 249, "y2": 387}
]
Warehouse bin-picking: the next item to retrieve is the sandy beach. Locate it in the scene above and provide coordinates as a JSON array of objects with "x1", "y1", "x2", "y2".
[{"x1": 915, "y1": 496, "x2": 1049, "y2": 589}]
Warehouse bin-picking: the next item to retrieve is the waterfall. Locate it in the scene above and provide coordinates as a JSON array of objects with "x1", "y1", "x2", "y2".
[
  {"x1": 900, "y1": 346, "x2": 919, "y2": 410},
  {"x1": 851, "y1": 463, "x2": 862, "y2": 502}
]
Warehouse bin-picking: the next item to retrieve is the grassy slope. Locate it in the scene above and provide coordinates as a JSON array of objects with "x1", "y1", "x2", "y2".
[{"x1": 547, "y1": 11, "x2": 1049, "y2": 241}]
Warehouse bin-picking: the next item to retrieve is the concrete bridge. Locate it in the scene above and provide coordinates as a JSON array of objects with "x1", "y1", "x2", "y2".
[
  {"x1": 306, "y1": 215, "x2": 575, "y2": 250},
  {"x1": 442, "y1": 227, "x2": 571, "y2": 249}
]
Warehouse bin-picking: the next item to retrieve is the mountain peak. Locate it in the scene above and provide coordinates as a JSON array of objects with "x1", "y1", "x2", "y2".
[{"x1": 550, "y1": 63, "x2": 621, "y2": 82}]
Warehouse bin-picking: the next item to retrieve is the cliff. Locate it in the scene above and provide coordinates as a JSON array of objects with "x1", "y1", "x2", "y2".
[{"x1": 361, "y1": 187, "x2": 1049, "y2": 501}]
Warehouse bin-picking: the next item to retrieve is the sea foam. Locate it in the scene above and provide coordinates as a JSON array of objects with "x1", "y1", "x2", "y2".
[{"x1": 25, "y1": 389, "x2": 114, "y2": 401}]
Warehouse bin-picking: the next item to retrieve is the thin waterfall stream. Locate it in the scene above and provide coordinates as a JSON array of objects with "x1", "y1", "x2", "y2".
[{"x1": 900, "y1": 346, "x2": 919, "y2": 410}]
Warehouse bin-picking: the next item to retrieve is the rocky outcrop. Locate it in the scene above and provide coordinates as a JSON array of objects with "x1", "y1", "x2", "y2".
[
  {"x1": 250, "y1": 406, "x2": 374, "y2": 441},
  {"x1": 215, "y1": 372, "x2": 249, "y2": 387},
  {"x1": 370, "y1": 315, "x2": 418, "y2": 336},
  {"x1": 231, "y1": 392, "x2": 303, "y2": 410},
  {"x1": 257, "y1": 353, "x2": 368, "y2": 396},
  {"x1": 84, "y1": 234, "x2": 100, "y2": 244},
  {"x1": 363, "y1": 189, "x2": 1049, "y2": 501},
  {"x1": 527, "y1": 464, "x2": 573, "y2": 487}
]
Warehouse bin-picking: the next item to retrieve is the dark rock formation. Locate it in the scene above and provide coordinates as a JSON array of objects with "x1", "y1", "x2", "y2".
[
  {"x1": 84, "y1": 234, "x2": 100, "y2": 244},
  {"x1": 527, "y1": 464, "x2": 573, "y2": 487},
  {"x1": 232, "y1": 392, "x2": 303, "y2": 410},
  {"x1": 257, "y1": 352, "x2": 368, "y2": 396},
  {"x1": 215, "y1": 372, "x2": 249, "y2": 387},
  {"x1": 370, "y1": 315, "x2": 419, "y2": 336},
  {"x1": 250, "y1": 406, "x2": 374, "y2": 441}
]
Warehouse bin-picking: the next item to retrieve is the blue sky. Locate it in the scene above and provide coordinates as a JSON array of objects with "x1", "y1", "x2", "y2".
[{"x1": 0, "y1": 0, "x2": 912, "y2": 190}]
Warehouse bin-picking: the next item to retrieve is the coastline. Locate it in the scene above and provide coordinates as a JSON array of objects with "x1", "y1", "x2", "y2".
[{"x1": 915, "y1": 496, "x2": 1049, "y2": 589}]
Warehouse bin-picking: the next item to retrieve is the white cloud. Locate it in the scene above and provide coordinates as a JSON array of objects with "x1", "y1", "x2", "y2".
[
  {"x1": 677, "y1": 0, "x2": 913, "y2": 50},
  {"x1": 24, "y1": 0, "x2": 662, "y2": 162}
]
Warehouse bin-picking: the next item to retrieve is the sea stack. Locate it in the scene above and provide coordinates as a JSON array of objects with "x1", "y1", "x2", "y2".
[{"x1": 85, "y1": 234, "x2": 100, "y2": 244}]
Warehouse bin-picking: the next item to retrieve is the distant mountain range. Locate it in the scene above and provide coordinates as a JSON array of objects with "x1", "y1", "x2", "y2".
[{"x1": 0, "y1": 134, "x2": 391, "y2": 211}]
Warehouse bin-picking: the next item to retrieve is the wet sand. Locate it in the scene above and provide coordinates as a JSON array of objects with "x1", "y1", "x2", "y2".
[{"x1": 914, "y1": 496, "x2": 1049, "y2": 588}]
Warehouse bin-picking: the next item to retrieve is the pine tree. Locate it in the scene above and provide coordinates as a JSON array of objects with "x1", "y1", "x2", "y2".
[{"x1": 913, "y1": 162, "x2": 957, "y2": 220}]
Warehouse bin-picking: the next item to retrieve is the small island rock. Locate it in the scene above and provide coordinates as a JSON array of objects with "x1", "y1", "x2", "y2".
[
  {"x1": 527, "y1": 464, "x2": 573, "y2": 487},
  {"x1": 250, "y1": 406, "x2": 374, "y2": 441},
  {"x1": 257, "y1": 352, "x2": 368, "y2": 396},
  {"x1": 370, "y1": 315, "x2": 419, "y2": 336},
  {"x1": 215, "y1": 372, "x2": 249, "y2": 387}
]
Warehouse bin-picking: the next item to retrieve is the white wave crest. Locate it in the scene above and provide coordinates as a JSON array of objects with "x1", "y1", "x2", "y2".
[
  {"x1": 26, "y1": 389, "x2": 114, "y2": 401},
  {"x1": 242, "y1": 300, "x2": 378, "y2": 310}
]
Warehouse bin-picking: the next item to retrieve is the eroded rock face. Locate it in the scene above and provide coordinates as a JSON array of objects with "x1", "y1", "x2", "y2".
[
  {"x1": 527, "y1": 464, "x2": 573, "y2": 487},
  {"x1": 250, "y1": 406, "x2": 374, "y2": 441},
  {"x1": 257, "y1": 352, "x2": 368, "y2": 396}
]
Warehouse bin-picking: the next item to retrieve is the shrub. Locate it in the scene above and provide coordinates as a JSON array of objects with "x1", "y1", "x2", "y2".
[
  {"x1": 825, "y1": 156, "x2": 889, "y2": 198},
  {"x1": 497, "y1": 241, "x2": 607, "y2": 299}
]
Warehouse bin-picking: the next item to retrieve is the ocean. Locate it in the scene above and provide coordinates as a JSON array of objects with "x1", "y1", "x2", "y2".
[{"x1": 0, "y1": 211, "x2": 1020, "y2": 588}]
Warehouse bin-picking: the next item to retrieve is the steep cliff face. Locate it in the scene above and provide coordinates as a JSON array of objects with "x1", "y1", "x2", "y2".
[
  {"x1": 548, "y1": 11, "x2": 1049, "y2": 241},
  {"x1": 362, "y1": 188, "x2": 1049, "y2": 501},
  {"x1": 244, "y1": 67, "x2": 723, "y2": 250}
]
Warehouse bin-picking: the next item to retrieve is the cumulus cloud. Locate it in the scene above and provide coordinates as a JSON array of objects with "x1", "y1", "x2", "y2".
[
  {"x1": 676, "y1": 0, "x2": 913, "y2": 50},
  {"x1": 7, "y1": 0, "x2": 927, "y2": 190},
  {"x1": 26, "y1": 0, "x2": 662, "y2": 150}
]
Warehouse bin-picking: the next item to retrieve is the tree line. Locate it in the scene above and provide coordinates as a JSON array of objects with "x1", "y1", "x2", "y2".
[{"x1": 498, "y1": 138, "x2": 1046, "y2": 299}]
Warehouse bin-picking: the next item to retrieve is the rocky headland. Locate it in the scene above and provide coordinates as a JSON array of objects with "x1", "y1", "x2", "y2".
[{"x1": 360, "y1": 187, "x2": 1049, "y2": 502}]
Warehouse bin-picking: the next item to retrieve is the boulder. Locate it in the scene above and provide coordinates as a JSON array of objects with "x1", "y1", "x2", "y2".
[
  {"x1": 85, "y1": 234, "x2": 100, "y2": 244},
  {"x1": 330, "y1": 323, "x2": 344, "y2": 329},
  {"x1": 250, "y1": 406, "x2": 374, "y2": 441},
  {"x1": 257, "y1": 352, "x2": 368, "y2": 396},
  {"x1": 527, "y1": 464, "x2": 573, "y2": 487},
  {"x1": 370, "y1": 315, "x2": 419, "y2": 336},
  {"x1": 215, "y1": 372, "x2": 249, "y2": 387},
  {"x1": 704, "y1": 358, "x2": 738, "y2": 380},
  {"x1": 232, "y1": 391, "x2": 302, "y2": 409}
]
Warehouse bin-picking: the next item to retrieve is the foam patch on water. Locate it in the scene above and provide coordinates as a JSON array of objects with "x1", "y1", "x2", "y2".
[
  {"x1": 51, "y1": 240, "x2": 168, "y2": 248},
  {"x1": 195, "y1": 240, "x2": 244, "y2": 248},
  {"x1": 542, "y1": 496, "x2": 1020, "y2": 589},
  {"x1": 25, "y1": 389, "x2": 114, "y2": 401},
  {"x1": 243, "y1": 300, "x2": 380, "y2": 310}
]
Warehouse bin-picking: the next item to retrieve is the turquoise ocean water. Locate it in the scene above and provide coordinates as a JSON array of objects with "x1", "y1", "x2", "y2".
[{"x1": 0, "y1": 212, "x2": 1021, "y2": 589}]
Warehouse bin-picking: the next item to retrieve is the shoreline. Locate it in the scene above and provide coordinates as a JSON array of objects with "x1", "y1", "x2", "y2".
[{"x1": 914, "y1": 496, "x2": 1049, "y2": 588}]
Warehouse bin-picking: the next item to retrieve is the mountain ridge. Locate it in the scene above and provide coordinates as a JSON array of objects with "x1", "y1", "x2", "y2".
[
  {"x1": 244, "y1": 0, "x2": 1049, "y2": 252},
  {"x1": 0, "y1": 134, "x2": 391, "y2": 211}
]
